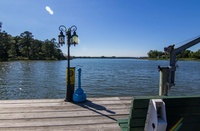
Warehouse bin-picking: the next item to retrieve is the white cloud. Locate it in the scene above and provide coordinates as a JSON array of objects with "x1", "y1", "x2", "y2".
[{"x1": 45, "y1": 6, "x2": 54, "y2": 15}]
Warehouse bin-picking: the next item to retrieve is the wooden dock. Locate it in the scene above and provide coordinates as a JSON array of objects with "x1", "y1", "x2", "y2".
[{"x1": 0, "y1": 97, "x2": 132, "y2": 131}]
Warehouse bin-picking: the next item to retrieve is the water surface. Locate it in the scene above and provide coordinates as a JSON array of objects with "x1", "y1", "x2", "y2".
[{"x1": 0, "y1": 59, "x2": 199, "y2": 99}]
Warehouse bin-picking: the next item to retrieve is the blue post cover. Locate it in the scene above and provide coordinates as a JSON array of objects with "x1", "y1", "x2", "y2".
[{"x1": 73, "y1": 68, "x2": 87, "y2": 102}]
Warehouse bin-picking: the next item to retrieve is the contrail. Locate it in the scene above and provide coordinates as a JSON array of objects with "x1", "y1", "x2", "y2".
[{"x1": 45, "y1": 6, "x2": 54, "y2": 15}]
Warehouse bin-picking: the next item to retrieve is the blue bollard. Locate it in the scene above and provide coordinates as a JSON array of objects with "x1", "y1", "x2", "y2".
[{"x1": 73, "y1": 68, "x2": 86, "y2": 102}]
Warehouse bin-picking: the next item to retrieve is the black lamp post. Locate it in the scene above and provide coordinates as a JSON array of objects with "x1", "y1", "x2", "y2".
[{"x1": 58, "y1": 25, "x2": 78, "y2": 102}]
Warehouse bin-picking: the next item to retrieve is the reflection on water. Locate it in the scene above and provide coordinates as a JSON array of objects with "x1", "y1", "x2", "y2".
[
  {"x1": 0, "y1": 61, "x2": 66, "y2": 99},
  {"x1": 0, "y1": 59, "x2": 200, "y2": 100}
]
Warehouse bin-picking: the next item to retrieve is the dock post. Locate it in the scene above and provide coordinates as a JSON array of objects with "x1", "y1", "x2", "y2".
[
  {"x1": 158, "y1": 66, "x2": 169, "y2": 96},
  {"x1": 73, "y1": 68, "x2": 87, "y2": 102}
]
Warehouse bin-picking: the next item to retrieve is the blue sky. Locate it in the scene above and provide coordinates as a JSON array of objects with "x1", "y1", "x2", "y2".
[{"x1": 1, "y1": 0, "x2": 200, "y2": 57}]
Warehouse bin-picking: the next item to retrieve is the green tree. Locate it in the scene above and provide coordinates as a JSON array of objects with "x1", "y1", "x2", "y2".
[
  {"x1": 177, "y1": 50, "x2": 192, "y2": 58},
  {"x1": 148, "y1": 50, "x2": 164, "y2": 58},
  {"x1": 20, "y1": 31, "x2": 34, "y2": 58},
  {"x1": 0, "y1": 31, "x2": 12, "y2": 61},
  {"x1": 189, "y1": 51, "x2": 195, "y2": 58},
  {"x1": 49, "y1": 38, "x2": 64, "y2": 60},
  {"x1": 29, "y1": 39, "x2": 43, "y2": 60},
  {"x1": 0, "y1": 29, "x2": 65, "y2": 61},
  {"x1": 40, "y1": 38, "x2": 65, "y2": 60},
  {"x1": 194, "y1": 49, "x2": 200, "y2": 59},
  {"x1": 7, "y1": 36, "x2": 23, "y2": 59},
  {"x1": 41, "y1": 40, "x2": 53, "y2": 59}
]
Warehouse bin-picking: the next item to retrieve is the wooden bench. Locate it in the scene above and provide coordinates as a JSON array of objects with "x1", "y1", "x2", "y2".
[{"x1": 118, "y1": 96, "x2": 200, "y2": 131}]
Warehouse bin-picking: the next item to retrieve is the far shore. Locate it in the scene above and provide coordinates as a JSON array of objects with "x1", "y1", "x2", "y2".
[{"x1": 2, "y1": 56, "x2": 200, "y2": 62}]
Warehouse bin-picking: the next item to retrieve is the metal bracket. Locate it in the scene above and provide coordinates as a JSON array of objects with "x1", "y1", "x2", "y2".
[{"x1": 144, "y1": 99, "x2": 167, "y2": 131}]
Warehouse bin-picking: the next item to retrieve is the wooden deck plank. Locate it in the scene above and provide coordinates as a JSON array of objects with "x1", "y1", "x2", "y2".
[
  {"x1": 0, "y1": 104, "x2": 128, "y2": 113},
  {"x1": 0, "y1": 109, "x2": 128, "y2": 120},
  {"x1": 0, "y1": 100, "x2": 125, "y2": 107},
  {"x1": 0, "y1": 123, "x2": 121, "y2": 131},
  {"x1": 119, "y1": 97, "x2": 132, "y2": 108},
  {"x1": 0, "y1": 115, "x2": 128, "y2": 127},
  {"x1": 0, "y1": 97, "x2": 125, "y2": 104},
  {"x1": 0, "y1": 97, "x2": 131, "y2": 131}
]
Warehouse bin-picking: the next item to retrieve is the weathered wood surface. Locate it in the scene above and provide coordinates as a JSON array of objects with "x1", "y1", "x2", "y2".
[{"x1": 0, "y1": 97, "x2": 132, "y2": 131}]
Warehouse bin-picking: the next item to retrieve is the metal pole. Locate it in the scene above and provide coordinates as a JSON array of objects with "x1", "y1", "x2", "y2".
[
  {"x1": 66, "y1": 29, "x2": 72, "y2": 102},
  {"x1": 158, "y1": 66, "x2": 169, "y2": 96}
]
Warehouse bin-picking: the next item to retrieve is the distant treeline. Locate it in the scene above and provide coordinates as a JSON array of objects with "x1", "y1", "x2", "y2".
[
  {"x1": 73, "y1": 56, "x2": 148, "y2": 59},
  {"x1": 148, "y1": 49, "x2": 200, "y2": 59},
  {"x1": 0, "y1": 31, "x2": 66, "y2": 61}
]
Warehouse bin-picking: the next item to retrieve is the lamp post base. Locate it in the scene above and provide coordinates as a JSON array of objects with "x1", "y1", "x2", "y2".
[{"x1": 64, "y1": 85, "x2": 75, "y2": 102}]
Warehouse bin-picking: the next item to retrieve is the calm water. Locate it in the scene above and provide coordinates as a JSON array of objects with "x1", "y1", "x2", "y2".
[{"x1": 0, "y1": 59, "x2": 200, "y2": 100}]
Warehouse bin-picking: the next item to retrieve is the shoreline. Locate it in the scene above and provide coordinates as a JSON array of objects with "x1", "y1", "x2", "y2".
[{"x1": 1, "y1": 57, "x2": 200, "y2": 62}]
